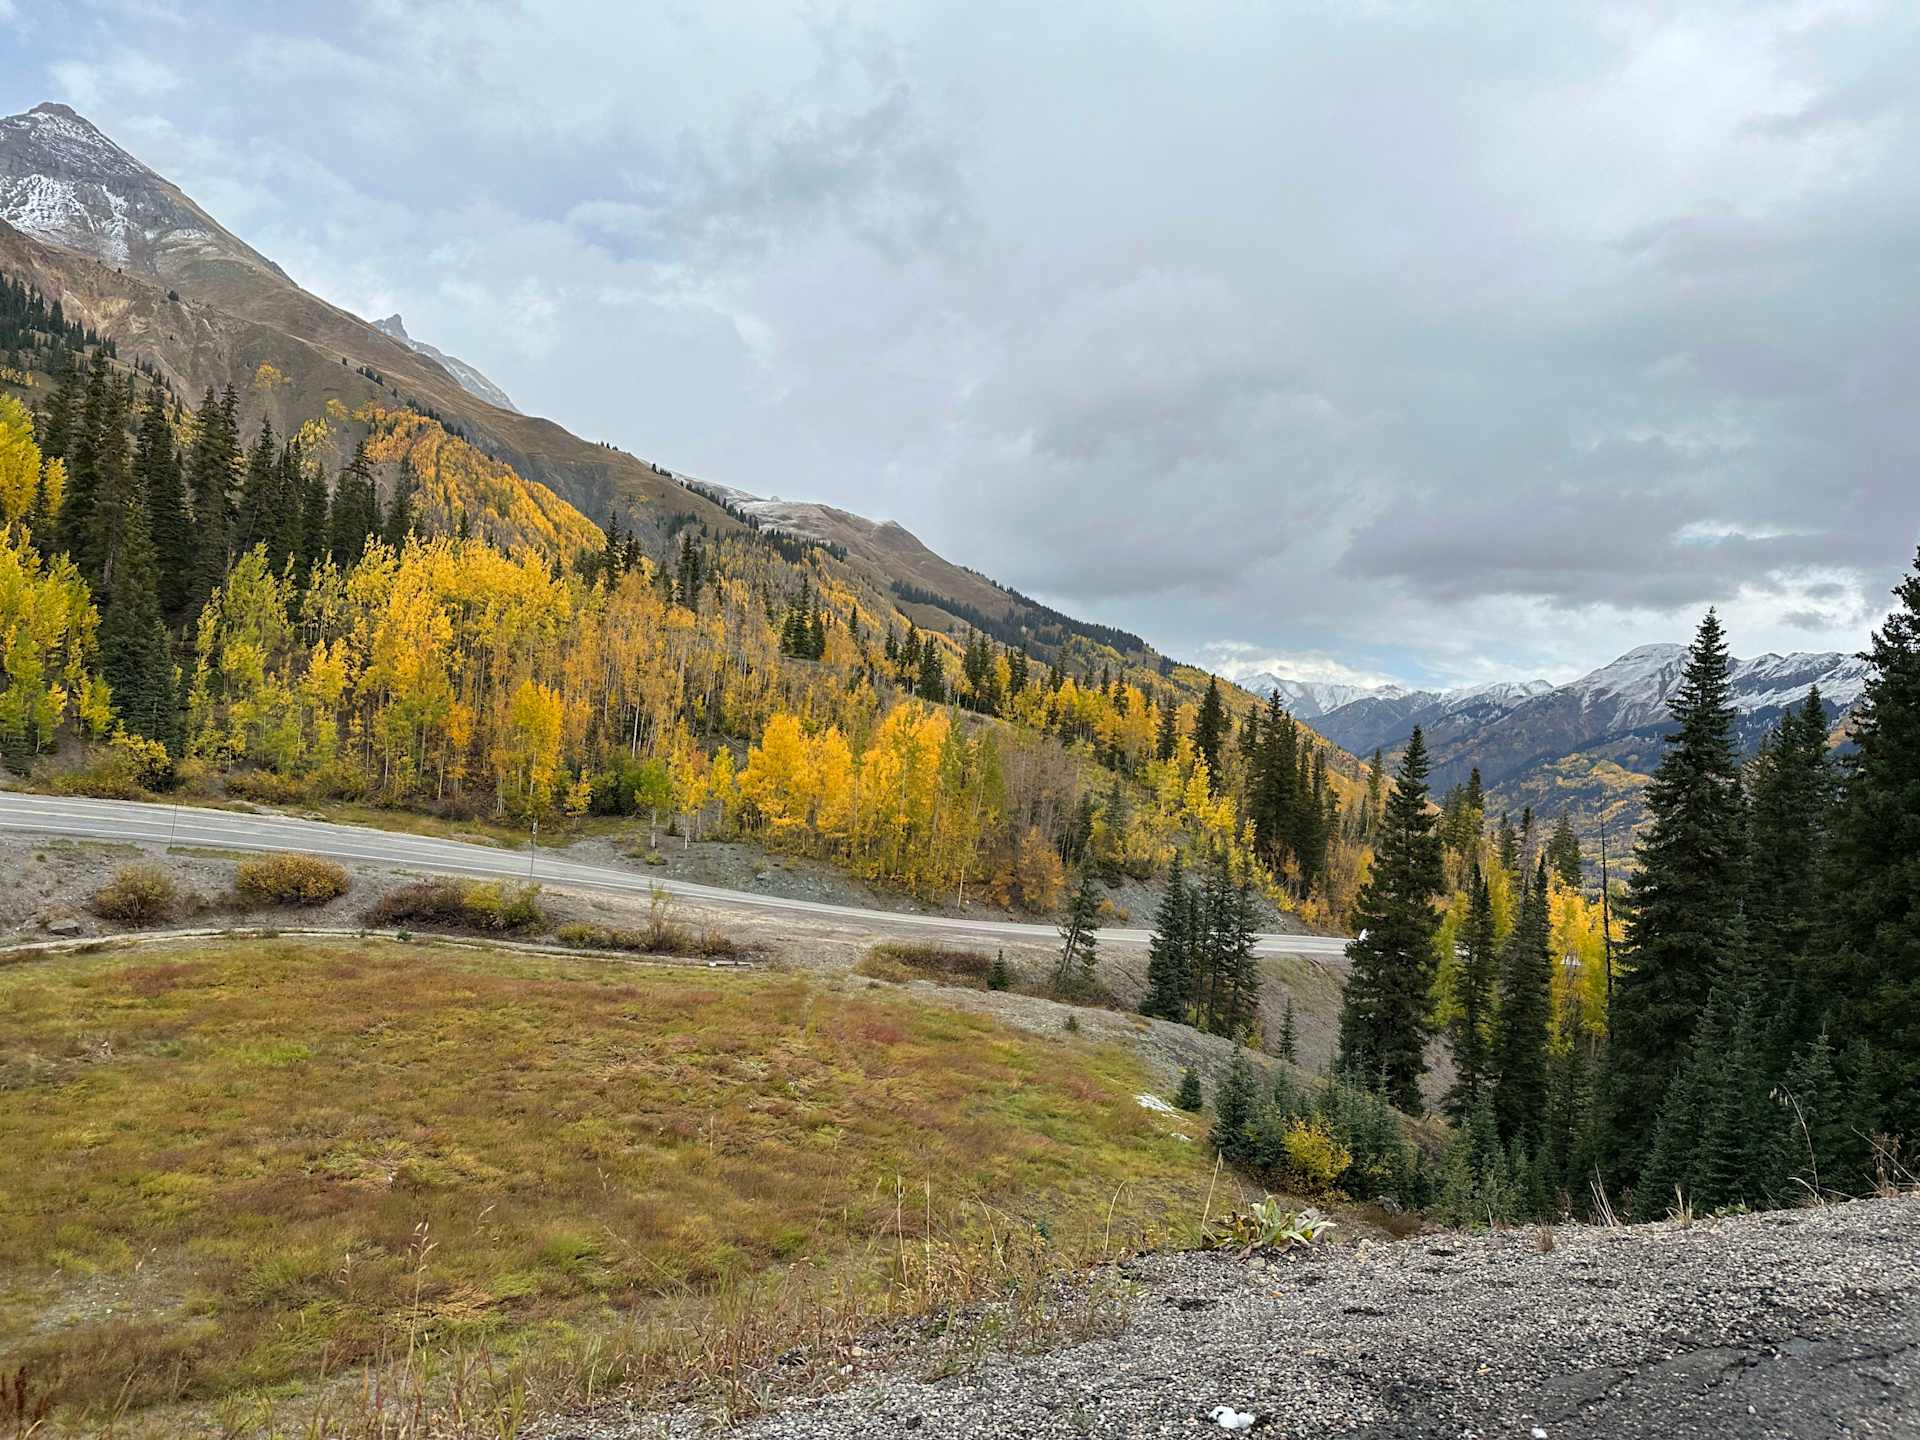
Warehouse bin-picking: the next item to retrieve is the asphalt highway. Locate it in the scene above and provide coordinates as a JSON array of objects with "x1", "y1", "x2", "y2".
[{"x1": 0, "y1": 792, "x2": 1352, "y2": 956}]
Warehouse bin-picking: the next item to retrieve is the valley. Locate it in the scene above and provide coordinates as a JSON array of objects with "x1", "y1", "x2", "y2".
[{"x1": 1, "y1": 14, "x2": 1917, "y2": 1437}]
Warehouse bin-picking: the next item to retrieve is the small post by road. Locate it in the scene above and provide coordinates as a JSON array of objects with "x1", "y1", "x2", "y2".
[{"x1": 528, "y1": 818, "x2": 538, "y2": 879}]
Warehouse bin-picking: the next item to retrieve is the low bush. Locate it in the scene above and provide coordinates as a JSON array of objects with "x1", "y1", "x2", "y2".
[
  {"x1": 224, "y1": 769, "x2": 312, "y2": 806},
  {"x1": 92, "y1": 865, "x2": 179, "y2": 926},
  {"x1": 554, "y1": 920, "x2": 744, "y2": 959},
  {"x1": 367, "y1": 877, "x2": 545, "y2": 933},
  {"x1": 48, "y1": 734, "x2": 175, "y2": 800},
  {"x1": 233, "y1": 854, "x2": 351, "y2": 907},
  {"x1": 854, "y1": 942, "x2": 995, "y2": 985}
]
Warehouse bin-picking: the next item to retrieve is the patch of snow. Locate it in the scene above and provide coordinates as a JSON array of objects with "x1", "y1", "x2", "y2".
[
  {"x1": 1209, "y1": 1405, "x2": 1260, "y2": 1431},
  {"x1": 1135, "y1": 1092, "x2": 1179, "y2": 1116}
]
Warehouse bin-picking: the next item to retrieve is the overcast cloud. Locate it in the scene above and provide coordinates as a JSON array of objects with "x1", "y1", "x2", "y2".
[{"x1": 7, "y1": 0, "x2": 1918, "y2": 687}]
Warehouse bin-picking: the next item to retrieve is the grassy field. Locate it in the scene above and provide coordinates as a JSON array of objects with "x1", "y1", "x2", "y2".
[{"x1": 0, "y1": 937, "x2": 1213, "y2": 1434}]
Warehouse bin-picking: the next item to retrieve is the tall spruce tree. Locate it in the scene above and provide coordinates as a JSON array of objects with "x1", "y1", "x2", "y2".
[
  {"x1": 1444, "y1": 864, "x2": 1498, "y2": 1122},
  {"x1": 1336, "y1": 726, "x2": 1444, "y2": 1112},
  {"x1": 1491, "y1": 859, "x2": 1554, "y2": 1148},
  {"x1": 1193, "y1": 676, "x2": 1227, "y2": 780},
  {"x1": 1743, "y1": 688, "x2": 1834, "y2": 1047},
  {"x1": 182, "y1": 384, "x2": 238, "y2": 618},
  {"x1": 1276, "y1": 996, "x2": 1299, "y2": 1065},
  {"x1": 1546, "y1": 814, "x2": 1582, "y2": 887},
  {"x1": 97, "y1": 493, "x2": 176, "y2": 747},
  {"x1": 328, "y1": 441, "x2": 380, "y2": 568},
  {"x1": 55, "y1": 347, "x2": 115, "y2": 570},
  {"x1": 1821, "y1": 546, "x2": 1920, "y2": 1140},
  {"x1": 1055, "y1": 872, "x2": 1101, "y2": 994},
  {"x1": 133, "y1": 388, "x2": 188, "y2": 619},
  {"x1": 1608, "y1": 609, "x2": 1746, "y2": 1181},
  {"x1": 1142, "y1": 849, "x2": 1193, "y2": 1021}
]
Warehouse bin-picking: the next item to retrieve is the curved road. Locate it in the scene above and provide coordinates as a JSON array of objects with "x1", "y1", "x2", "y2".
[{"x1": 0, "y1": 792, "x2": 1351, "y2": 956}]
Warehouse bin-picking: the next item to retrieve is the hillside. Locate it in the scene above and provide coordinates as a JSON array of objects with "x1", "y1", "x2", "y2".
[
  {"x1": 0, "y1": 100, "x2": 1264, "y2": 695},
  {"x1": 371, "y1": 311, "x2": 518, "y2": 413}
]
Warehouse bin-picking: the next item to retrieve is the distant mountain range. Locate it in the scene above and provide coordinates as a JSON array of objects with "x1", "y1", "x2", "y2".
[{"x1": 1250, "y1": 645, "x2": 1867, "y2": 834}]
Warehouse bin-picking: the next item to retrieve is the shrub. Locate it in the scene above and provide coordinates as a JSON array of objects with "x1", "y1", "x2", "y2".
[
  {"x1": 224, "y1": 769, "x2": 314, "y2": 805},
  {"x1": 987, "y1": 950, "x2": 1012, "y2": 991},
  {"x1": 554, "y1": 919, "x2": 743, "y2": 959},
  {"x1": 1281, "y1": 1118, "x2": 1353, "y2": 1194},
  {"x1": 455, "y1": 881, "x2": 545, "y2": 933},
  {"x1": 50, "y1": 733, "x2": 174, "y2": 799},
  {"x1": 855, "y1": 942, "x2": 994, "y2": 985},
  {"x1": 234, "y1": 854, "x2": 350, "y2": 907},
  {"x1": 367, "y1": 877, "x2": 544, "y2": 933},
  {"x1": 93, "y1": 865, "x2": 179, "y2": 926},
  {"x1": 366, "y1": 878, "x2": 468, "y2": 928}
]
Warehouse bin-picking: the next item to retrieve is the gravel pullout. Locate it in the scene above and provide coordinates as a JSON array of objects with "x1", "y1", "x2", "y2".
[{"x1": 549, "y1": 1196, "x2": 1918, "y2": 1440}]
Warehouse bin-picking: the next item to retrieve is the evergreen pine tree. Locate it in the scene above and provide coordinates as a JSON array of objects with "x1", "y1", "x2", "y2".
[
  {"x1": 1220, "y1": 867, "x2": 1262, "y2": 1041},
  {"x1": 1154, "y1": 704, "x2": 1176, "y2": 762},
  {"x1": 1276, "y1": 996, "x2": 1298, "y2": 1065},
  {"x1": 55, "y1": 347, "x2": 114, "y2": 570},
  {"x1": 1774, "y1": 1028, "x2": 1849, "y2": 1200},
  {"x1": 1693, "y1": 993, "x2": 1781, "y2": 1211},
  {"x1": 182, "y1": 384, "x2": 238, "y2": 616},
  {"x1": 1491, "y1": 860, "x2": 1554, "y2": 1147},
  {"x1": 1444, "y1": 864, "x2": 1498, "y2": 1122},
  {"x1": 1818, "y1": 546, "x2": 1920, "y2": 1140},
  {"x1": 1193, "y1": 676, "x2": 1226, "y2": 779},
  {"x1": 1608, "y1": 609, "x2": 1747, "y2": 1182},
  {"x1": 916, "y1": 639, "x2": 946, "y2": 703},
  {"x1": 234, "y1": 419, "x2": 278, "y2": 556},
  {"x1": 296, "y1": 460, "x2": 330, "y2": 587},
  {"x1": 1211, "y1": 1046, "x2": 1257, "y2": 1160},
  {"x1": 1142, "y1": 849, "x2": 1192, "y2": 1020},
  {"x1": 328, "y1": 441, "x2": 379, "y2": 568},
  {"x1": 383, "y1": 470, "x2": 415, "y2": 549},
  {"x1": 1336, "y1": 726, "x2": 1444, "y2": 1112},
  {"x1": 1743, "y1": 688, "x2": 1834, "y2": 1048},
  {"x1": 1546, "y1": 814, "x2": 1582, "y2": 887},
  {"x1": 97, "y1": 493, "x2": 176, "y2": 748},
  {"x1": 79, "y1": 362, "x2": 136, "y2": 595},
  {"x1": 133, "y1": 387, "x2": 188, "y2": 618},
  {"x1": 1175, "y1": 1065, "x2": 1204, "y2": 1112},
  {"x1": 987, "y1": 950, "x2": 1011, "y2": 991},
  {"x1": 1055, "y1": 873, "x2": 1100, "y2": 994}
]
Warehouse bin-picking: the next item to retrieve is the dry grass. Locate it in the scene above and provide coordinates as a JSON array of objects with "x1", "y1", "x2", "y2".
[
  {"x1": 0, "y1": 937, "x2": 1211, "y2": 1435},
  {"x1": 855, "y1": 942, "x2": 1130, "y2": 1014},
  {"x1": 855, "y1": 942, "x2": 996, "y2": 986},
  {"x1": 553, "y1": 889, "x2": 747, "y2": 960}
]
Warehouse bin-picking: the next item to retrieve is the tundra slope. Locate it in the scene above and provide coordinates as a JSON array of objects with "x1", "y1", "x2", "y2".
[{"x1": 560, "y1": 1196, "x2": 1919, "y2": 1439}]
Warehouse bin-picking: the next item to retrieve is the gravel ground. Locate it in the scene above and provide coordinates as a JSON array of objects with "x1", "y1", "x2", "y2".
[{"x1": 545, "y1": 1196, "x2": 1919, "y2": 1440}]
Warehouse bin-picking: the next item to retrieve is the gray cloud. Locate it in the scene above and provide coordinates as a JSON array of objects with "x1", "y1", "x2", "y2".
[{"x1": 9, "y1": 0, "x2": 1920, "y2": 686}]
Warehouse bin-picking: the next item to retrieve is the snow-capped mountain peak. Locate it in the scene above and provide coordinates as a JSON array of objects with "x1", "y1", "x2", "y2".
[{"x1": 0, "y1": 99, "x2": 283, "y2": 278}]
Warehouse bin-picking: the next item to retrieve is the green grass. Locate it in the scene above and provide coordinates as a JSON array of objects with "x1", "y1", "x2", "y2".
[{"x1": 0, "y1": 937, "x2": 1210, "y2": 1433}]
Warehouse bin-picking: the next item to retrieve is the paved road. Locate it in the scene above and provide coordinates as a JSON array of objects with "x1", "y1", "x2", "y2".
[{"x1": 0, "y1": 792, "x2": 1351, "y2": 956}]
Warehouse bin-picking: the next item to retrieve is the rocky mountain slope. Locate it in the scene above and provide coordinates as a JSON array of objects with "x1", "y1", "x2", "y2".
[
  {"x1": 1276, "y1": 644, "x2": 1867, "y2": 834},
  {"x1": 371, "y1": 312, "x2": 518, "y2": 413},
  {"x1": 0, "y1": 101, "x2": 1274, "y2": 704}
]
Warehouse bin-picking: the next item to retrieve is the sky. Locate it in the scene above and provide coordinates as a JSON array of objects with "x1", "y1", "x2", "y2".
[{"x1": 6, "y1": 0, "x2": 1919, "y2": 690}]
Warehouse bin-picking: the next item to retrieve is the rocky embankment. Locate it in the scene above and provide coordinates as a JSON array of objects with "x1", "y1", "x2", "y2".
[{"x1": 554, "y1": 1195, "x2": 1918, "y2": 1439}]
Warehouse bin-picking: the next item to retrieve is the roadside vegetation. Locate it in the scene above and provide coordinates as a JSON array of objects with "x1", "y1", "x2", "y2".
[{"x1": 0, "y1": 936, "x2": 1214, "y2": 1434}]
